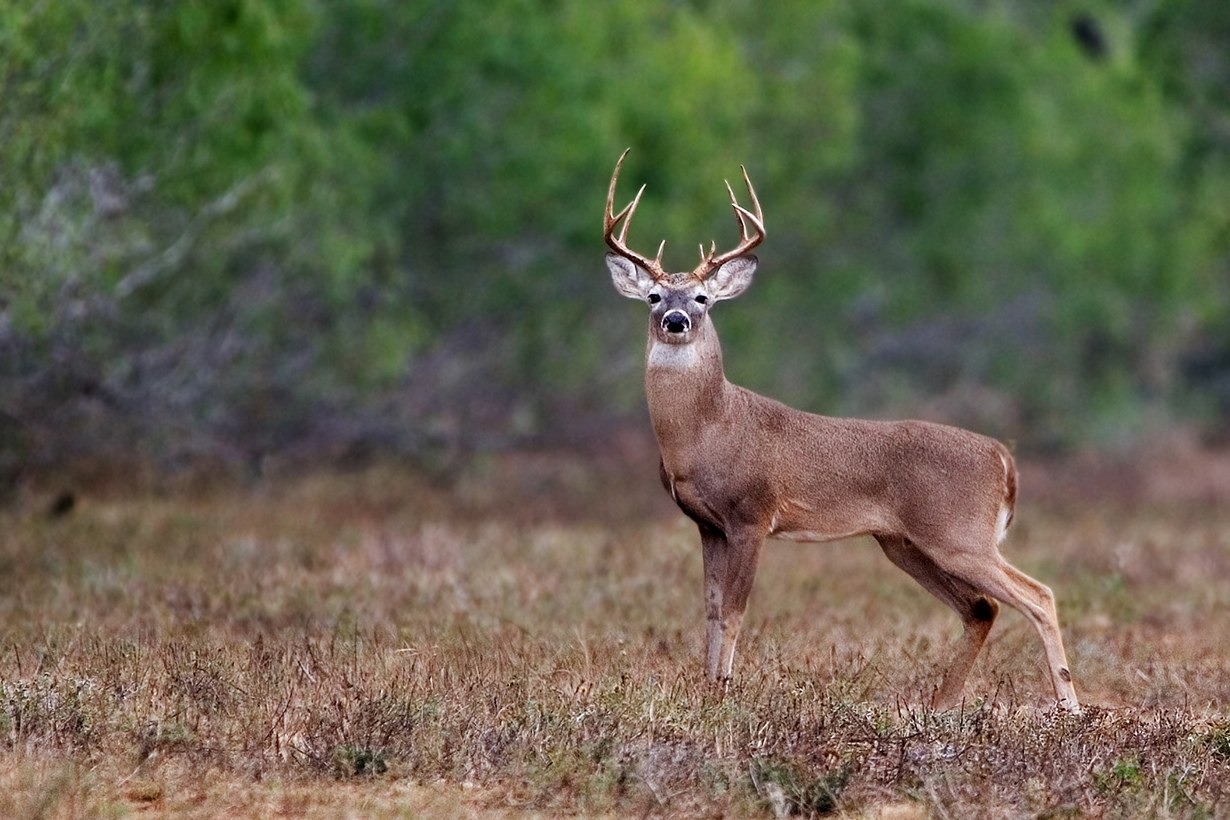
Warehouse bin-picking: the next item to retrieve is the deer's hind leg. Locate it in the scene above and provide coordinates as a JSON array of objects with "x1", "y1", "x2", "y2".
[
  {"x1": 916, "y1": 542, "x2": 1080, "y2": 712},
  {"x1": 876, "y1": 534, "x2": 1000, "y2": 710},
  {"x1": 981, "y1": 559, "x2": 1080, "y2": 711}
]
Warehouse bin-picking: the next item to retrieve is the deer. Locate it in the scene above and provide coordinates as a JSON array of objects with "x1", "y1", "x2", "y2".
[{"x1": 603, "y1": 149, "x2": 1080, "y2": 712}]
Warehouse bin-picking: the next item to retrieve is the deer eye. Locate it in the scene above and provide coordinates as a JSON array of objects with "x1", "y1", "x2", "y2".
[
  {"x1": 648, "y1": 293, "x2": 661, "y2": 304},
  {"x1": 695, "y1": 294, "x2": 709, "y2": 305}
]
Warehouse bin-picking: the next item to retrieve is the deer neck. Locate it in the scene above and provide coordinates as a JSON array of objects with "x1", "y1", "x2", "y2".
[{"x1": 643, "y1": 316, "x2": 731, "y2": 460}]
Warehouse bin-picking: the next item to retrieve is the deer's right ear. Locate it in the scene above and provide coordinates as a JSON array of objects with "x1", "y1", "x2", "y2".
[{"x1": 606, "y1": 253, "x2": 656, "y2": 300}]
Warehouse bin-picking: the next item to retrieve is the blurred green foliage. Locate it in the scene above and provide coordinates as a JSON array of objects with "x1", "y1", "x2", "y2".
[{"x1": 2, "y1": 0, "x2": 1229, "y2": 475}]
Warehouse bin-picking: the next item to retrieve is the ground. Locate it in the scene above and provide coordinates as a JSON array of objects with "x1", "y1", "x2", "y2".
[{"x1": 1, "y1": 450, "x2": 1229, "y2": 817}]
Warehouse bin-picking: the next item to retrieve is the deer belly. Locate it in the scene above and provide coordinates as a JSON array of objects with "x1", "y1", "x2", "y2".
[{"x1": 767, "y1": 499, "x2": 883, "y2": 544}]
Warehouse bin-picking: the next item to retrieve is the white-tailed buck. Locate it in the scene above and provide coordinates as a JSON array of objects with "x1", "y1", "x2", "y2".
[{"x1": 603, "y1": 149, "x2": 1079, "y2": 711}]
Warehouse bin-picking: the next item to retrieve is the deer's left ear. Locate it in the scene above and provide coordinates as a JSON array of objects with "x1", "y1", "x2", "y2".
[{"x1": 707, "y1": 255, "x2": 757, "y2": 301}]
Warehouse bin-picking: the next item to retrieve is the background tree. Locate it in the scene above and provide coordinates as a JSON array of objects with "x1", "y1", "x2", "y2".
[{"x1": 2, "y1": 0, "x2": 1228, "y2": 487}]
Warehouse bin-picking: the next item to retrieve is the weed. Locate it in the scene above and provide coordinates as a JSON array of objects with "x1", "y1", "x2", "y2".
[
  {"x1": 136, "y1": 719, "x2": 197, "y2": 760},
  {"x1": 751, "y1": 757, "x2": 850, "y2": 817},
  {"x1": 1202, "y1": 724, "x2": 1230, "y2": 763},
  {"x1": 1110, "y1": 755, "x2": 1143, "y2": 787},
  {"x1": 333, "y1": 746, "x2": 388, "y2": 777},
  {"x1": 0, "y1": 467, "x2": 1228, "y2": 815}
]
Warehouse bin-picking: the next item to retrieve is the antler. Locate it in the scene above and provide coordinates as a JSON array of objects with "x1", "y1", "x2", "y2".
[
  {"x1": 691, "y1": 165, "x2": 765, "y2": 281},
  {"x1": 604, "y1": 149, "x2": 668, "y2": 282}
]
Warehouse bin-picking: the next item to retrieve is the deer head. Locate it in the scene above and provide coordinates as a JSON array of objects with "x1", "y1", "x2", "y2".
[{"x1": 604, "y1": 149, "x2": 765, "y2": 346}]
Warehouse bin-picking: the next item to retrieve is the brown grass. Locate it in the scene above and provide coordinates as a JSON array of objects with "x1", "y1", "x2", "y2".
[{"x1": 2, "y1": 454, "x2": 1230, "y2": 816}]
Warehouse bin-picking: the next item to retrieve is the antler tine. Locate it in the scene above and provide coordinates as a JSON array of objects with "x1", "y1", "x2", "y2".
[
  {"x1": 692, "y1": 163, "x2": 766, "y2": 281},
  {"x1": 604, "y1": 148, "x2": 631, "y2": 226},
  {"x1": 616, "y1": 183, "x2": 647, "y2": 244},
  {"x1": 604, "y1": 149, "x2": 668, "y2": 281},
  {"x1": 697, "y1": 240, "x2": 715, "y2": 266},
  {"x1": 739, "y1": 164, "x2": 764, "y2": 230},
  {"x1": 724, "y1": 179, "x2": 750, "y2": 240},
  {"x1": 724, "y1": 171, "x2": 764, "y2": 243}
]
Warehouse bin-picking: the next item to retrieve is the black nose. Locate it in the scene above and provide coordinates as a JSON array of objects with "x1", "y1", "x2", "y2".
[{"x1": 663, "y1": 310, "x2": 690, "y2": 334}]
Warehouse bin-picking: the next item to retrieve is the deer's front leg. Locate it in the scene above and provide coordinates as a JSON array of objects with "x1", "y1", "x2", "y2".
[
  {"x1": 700, "y1": 527, "x2": 728, "y2": 679},
  {"x1": 701, "y1": 526, "x2": 764, "y2": 680}
]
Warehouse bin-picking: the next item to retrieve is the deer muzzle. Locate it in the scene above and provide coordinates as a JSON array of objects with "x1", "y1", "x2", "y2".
[{"x1": 662, "y1": 310, "x2": 691, "y2": 335}]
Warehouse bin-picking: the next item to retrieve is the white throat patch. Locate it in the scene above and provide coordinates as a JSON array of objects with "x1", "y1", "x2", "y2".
[{"x1": 647, "y1": 339, "x2": 699, "y2": 370}]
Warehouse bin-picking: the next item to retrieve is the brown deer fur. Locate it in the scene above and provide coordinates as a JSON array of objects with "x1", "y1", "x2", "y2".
[{"x1": 604, "y1": 153, "x2": 1079, "y2": 711}]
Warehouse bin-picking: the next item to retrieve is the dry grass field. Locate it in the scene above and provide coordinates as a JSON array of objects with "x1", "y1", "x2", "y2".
[{"x1": 2, "y1": 451, "x2": 1229, "y2": 817}]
